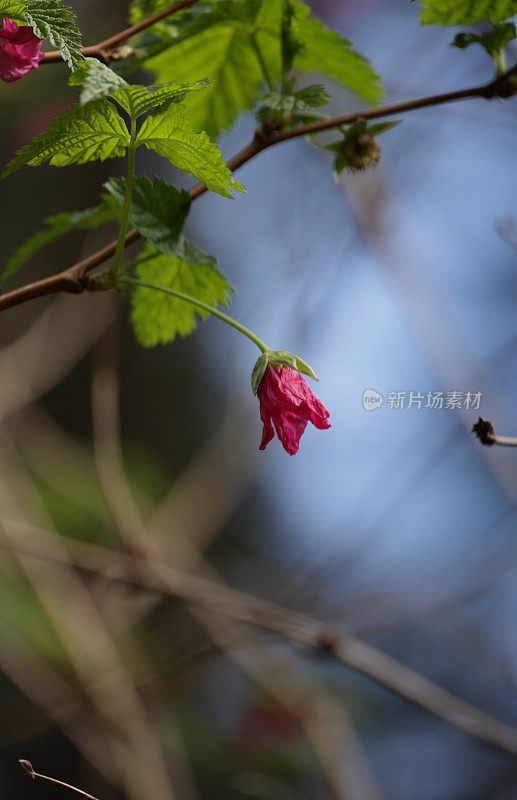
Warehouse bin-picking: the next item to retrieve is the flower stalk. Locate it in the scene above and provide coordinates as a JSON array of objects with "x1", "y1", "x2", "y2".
[{"x1": 122, "y1": 277, "x2": 270, "y2": 353}]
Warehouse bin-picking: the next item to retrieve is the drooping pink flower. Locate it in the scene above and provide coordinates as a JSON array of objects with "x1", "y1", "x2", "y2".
[
  {"x1": 0, "y1": 18, "x2": 43, "y2": 83},
  {"x1": 257, "y1": 364, "x2": 330, "y2": 455}
]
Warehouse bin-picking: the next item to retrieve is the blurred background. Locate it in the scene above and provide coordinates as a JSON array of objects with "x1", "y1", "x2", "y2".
[{"x1": 1, "y1": 1, "x2": 517, "y2": 798}]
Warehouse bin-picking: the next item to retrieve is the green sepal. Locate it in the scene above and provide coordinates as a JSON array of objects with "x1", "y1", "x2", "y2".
[
  {"x1": 251, "y1": 349, "x2": 318, "y2": 395},
  {"x1": 251, "y1": 352, "x2": 269, "y2": 395}
]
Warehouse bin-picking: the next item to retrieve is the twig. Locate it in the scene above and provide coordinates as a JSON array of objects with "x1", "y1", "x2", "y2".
[
  {"x1": 472, "y1": 417, "x2": 517, "y2": 447},
  {"x1": 0, "y1": 65, "x2": 514, "y2": 314},
  {"x1": 19, "y1": 760, "x2": 102, "y2": 800},
  {"x1": 4, "y1": 524, "x2": 517, "y2": 759},
  {"x1": 40, "y1": 0, "x2": 200, "y2": 63}
]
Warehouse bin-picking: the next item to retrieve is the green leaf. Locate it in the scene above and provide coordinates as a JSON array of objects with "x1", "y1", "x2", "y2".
[
  {"x1": 2, "y1": 99, "x2": 130, "y2": 178},
  {"x1": 114, "y1": 81, "x2": 205, "y2": 118},
  {"x1": 23, "y1": 0, "x2": 83, "y2": 69},
  {"x1": 292, "y1": 0, "x2": 382, "y2": 104},
  {"x1": 2, "y1": 194, "x2": 119, "y2": 284},
  {"x1": 144, "y1": 21, "x2": 265, "y2": 140},
  {"x1": 131, "y1": 244, "x2": 233, "y2": 346},
  {"x1": 69, "y1": 58, "x2": 128, "y2": 104},
  {"x1": 0, "y1": 1, "x2": 26, "y2": 23},
  {"x1": 418, "y1": 0, "x2": 517, "y2": 25},
  {"x1": 70, "y1": 59, "x2": 204, "y2": 117},
  {"x1": 136, "y1": 103, "x2": 245, "y2": 198},
  {"x1": 105, "y1": 176, "x2": 191, "y2": 256}
]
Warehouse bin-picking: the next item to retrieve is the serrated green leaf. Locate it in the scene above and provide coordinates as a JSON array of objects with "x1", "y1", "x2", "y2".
[
  {"x1": 131, "y1": 243, "x2": 233, "y2": 346},
  {"x1": 136, "y1": 103, "x2": 245, "y2": 198},
  {"x1": 0, "y1": 1, "x2": 26, "y2": 23},
  {"x1": 144, "y1": 22, "x2": 265, "y2": 140},
  {"x1": 106, "y1": 176, "x2": 191, "y2": 256},
  {"x1": 114, "y1": 81, "x2": 203, "y2": 117},
  {"x1": 292, "y1": 0, "x2": 382, "y2": 104},
  {"x1": 70, "y1": 58, "x2": 203, "y2": 117},
  {"x1": 2, "y1": 194, "x2": 119, "y2": 284},
  {"x1": 2, "y1": 99, "x2": 130, "y2": 178},
  {"x1": 23, "y1": 0, "x2": 83, "y2": 69},
  {"x1": 69, "y1": 58, "x2": 128, "y2": 104},
  {"x1": 419, "y1": 0, "x2": 517, "y2": 25}
]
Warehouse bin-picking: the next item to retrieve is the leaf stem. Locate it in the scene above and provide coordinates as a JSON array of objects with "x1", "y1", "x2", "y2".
[
  {"x1": 109, "y1": 115, "x2": 137, "y2": 282},
  {"x1": 494, "y1": 49, "x2": 507, "y2": 77},
  {"x1": 249, "y1": 31, "x2": 274, "y2": 92},
  {"x1": 122, "y1": 277, "x2": 270, "y2": 353}
]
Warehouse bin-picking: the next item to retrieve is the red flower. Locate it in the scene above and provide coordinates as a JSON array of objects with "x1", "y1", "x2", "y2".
[
  {"x1": 0, "y1": 18, "x2": 43, "y2": 83},
  {"x1": 258, "y1": 364, "x2": 330, "y2": 455}
]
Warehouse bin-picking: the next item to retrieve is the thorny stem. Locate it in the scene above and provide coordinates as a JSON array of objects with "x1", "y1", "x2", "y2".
[
  {"x1": 19, "y1": 761, "x2": 102, "y2": 800},
  {"x1": 0, "y1": 65, "x2": 515, "y2": 313},
  {"x1": 108, "y1": 115, "x2": 137, "y2": 282},
  {"x1": 123, "y1": 277, "x2": 270, "y2": 353}
]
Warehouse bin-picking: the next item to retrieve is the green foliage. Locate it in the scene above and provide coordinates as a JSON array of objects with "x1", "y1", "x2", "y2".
[
  {"x1": 417, "y1": 0, "x2": 517, "y2": 25},
  {"x1": 257, "y1": 84, "x2": 329, "y2": 128},
  {"x1": 291, "y1": 0, "x2": 381, "y2": 104},
  {"x1": 70, "y1": 59, "x2": 203, "y2": 116},
  {"x1": 143, "y1": 0, "x2": 381, "y2": 140},
  {"x1": 453, "y1": 22, "x2": 516, "y2": 71},
  {"x1": 280, "y1": 0, "x2": 303, "y2": 74},
  {"x1": 144, "y1": 21, "x2": 267, "y2": 140},
  {"x1": 130, "y1": 244, "x2": 233, "y2": 346},
  {"x1": 2, "y1": 99, "x2": 130, "y2": 177},
  {"x1": 136, "y1": 103, "x2": 245, "y2": 198},
  {"x1": 105, "y1": 176, "x2": 191, "y2": 256},
  {"x1": 69, "y1": 58, "x2": 128, "y2": 104},
  {"x1": 0, "y1": 1, "x2": 26, "y2": 22},
  {"x1": 2, "y1": 195, "x2": 119, "y2": 284},
  {"x1": 23, "y1": 0, "x2": 83, "y2": 69}
]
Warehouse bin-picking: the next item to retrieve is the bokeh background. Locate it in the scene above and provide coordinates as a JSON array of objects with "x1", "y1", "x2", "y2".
[{"x1": 1, "y1": 1, "x2": 517, "y2": 799}]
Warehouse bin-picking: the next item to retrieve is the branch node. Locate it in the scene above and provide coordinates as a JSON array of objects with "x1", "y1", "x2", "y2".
[
  {"x1": 472, "y1": 417, "x2": 495, "y2": 445},
  {"x1": 19, "y1": 760, "x2": 36, "y2": 779}
]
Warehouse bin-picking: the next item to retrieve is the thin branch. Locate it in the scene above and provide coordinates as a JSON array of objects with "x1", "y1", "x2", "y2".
[
  {"x1": 4, "y1": 525, "x2": 517, "y2": 760},
  {"x1": 0, "y1": 66, "x2": 514, "y2": 314},
  {"x1": 19, "y1": 760, "x2": 102, "y2": 800},
  {"x1": 40, "y1": 0, "x2": 200, "y2": 63}
]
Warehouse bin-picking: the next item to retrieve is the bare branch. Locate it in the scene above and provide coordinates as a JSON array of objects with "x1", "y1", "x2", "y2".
[{"x1": 19, "y1": 760, "x2": 103, "y2": 800}]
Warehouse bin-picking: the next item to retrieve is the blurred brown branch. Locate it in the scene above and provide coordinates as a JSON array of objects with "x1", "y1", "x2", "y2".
[{"x1": 4, "y1": 520, "x2": 517, "y2": 759}]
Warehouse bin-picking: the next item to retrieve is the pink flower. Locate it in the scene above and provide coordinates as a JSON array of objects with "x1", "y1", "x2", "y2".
[
  {"x1": 0, "y1": 18, "x2": 43, "y2": 83},
  {"x1": 258, "y1": 364, "x2": 331, "y2": 455}
]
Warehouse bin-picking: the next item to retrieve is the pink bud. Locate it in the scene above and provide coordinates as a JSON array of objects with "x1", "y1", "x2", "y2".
[
  {"x1": 0, "y1": 18, "x2": 43, "y2": 83},
  {"x1": 257, "y1": 364, "x2": 330, "y2": 455}
]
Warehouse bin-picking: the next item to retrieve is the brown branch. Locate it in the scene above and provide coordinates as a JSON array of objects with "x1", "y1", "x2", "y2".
[
  {"x1": 19, "y1": 760, "x2": 102, "y2": 800},
  {"x1": 40, "y1": 0, "x2": 200, "y2": 64},
  {"x1": 5, "y1": 526, "x2": 517, "y2": 759},
  {"x1": 0, "y1": 65, "x2": 514, "y2": 315}
]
